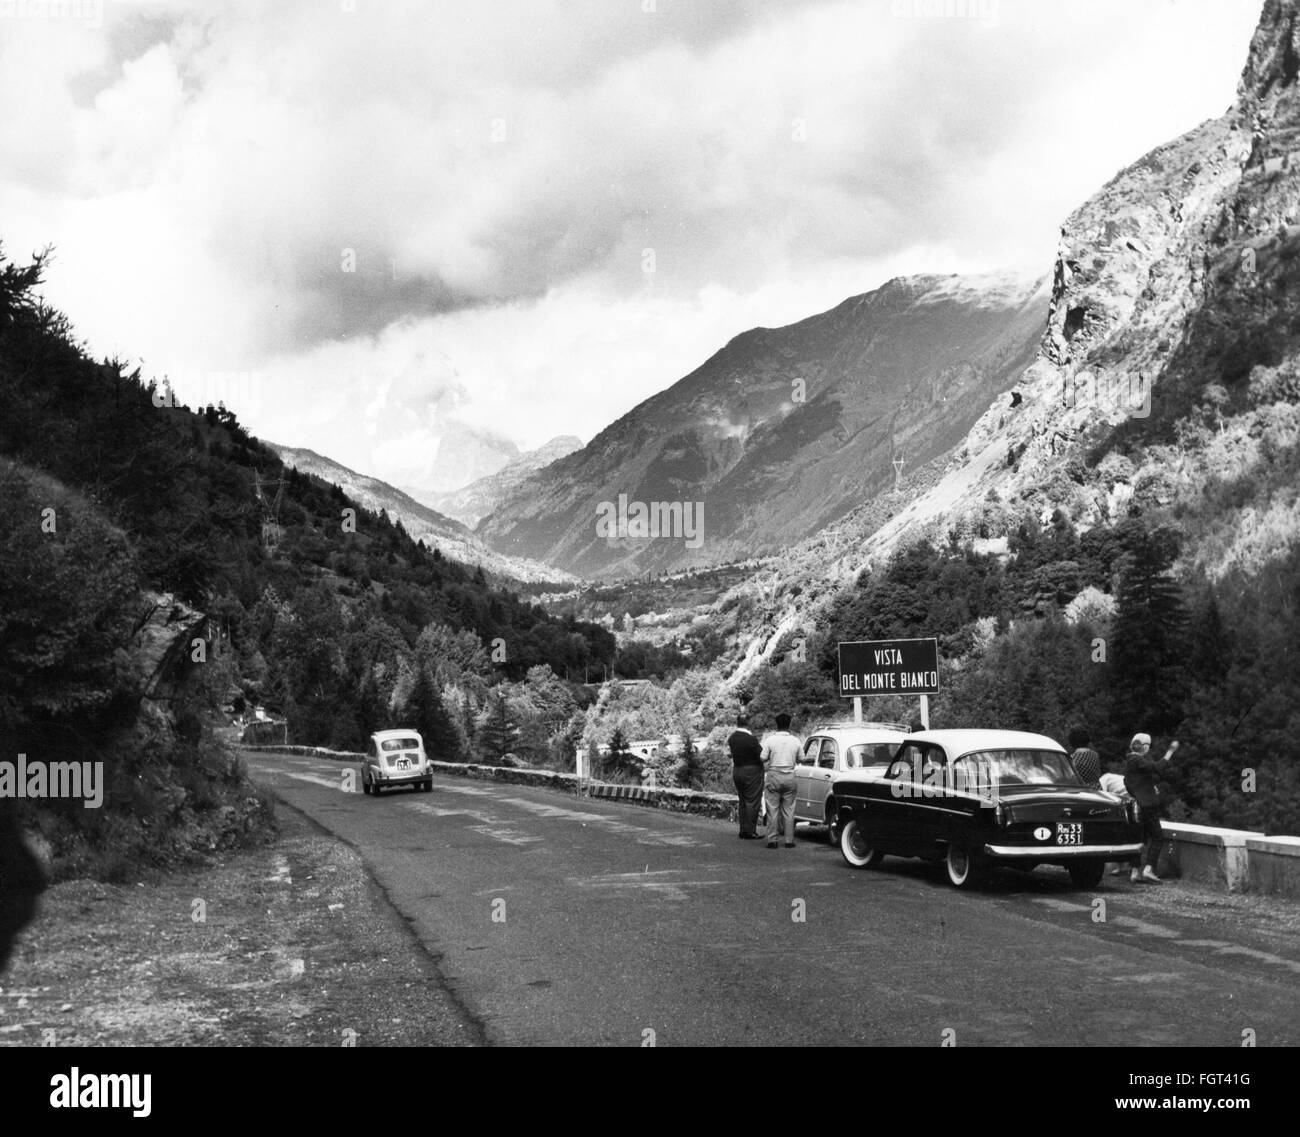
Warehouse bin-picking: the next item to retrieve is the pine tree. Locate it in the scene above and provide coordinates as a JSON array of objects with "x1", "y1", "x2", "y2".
[
  {"x1": 357, "y1": 670, "x2": 386, "y2": 738},
  {"x1": 604, "y1": 725, "x2": 629, "y2": 779},
  {"x1": 479, "y1": 693, "x2": 519, "y2": 765},
  {"x1": 406, "y1": 665, "x2": 461, "y2": 762},
  {"x1": 678, "y1": 729, "x2": 699, "y2": 790},
  {"x1": 1187, "y1": 587, "x2": 1230, "y2": 685},
  {"x1": 1110, "y1": 526, "x2": 1188, "y2": 734}
]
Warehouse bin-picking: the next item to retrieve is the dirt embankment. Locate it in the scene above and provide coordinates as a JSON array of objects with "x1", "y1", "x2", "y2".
[{"x1": 0, "y1": 807, "x2": 482, "y2": 1047}]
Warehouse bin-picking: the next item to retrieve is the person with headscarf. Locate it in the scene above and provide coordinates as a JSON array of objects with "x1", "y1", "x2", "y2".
[{"x1": 1067, "y1": 726, "x2": 1102, "y2": 788}]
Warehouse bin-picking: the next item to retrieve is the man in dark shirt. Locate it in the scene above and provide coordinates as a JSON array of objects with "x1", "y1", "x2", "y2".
[
  {"x1": 728, "y1": 717, "x2": 764, "y2": 842},
  {"x1": 728, "y1": 714, "x2": 764, "y2": 839},
  {"x1": 1124, "y1": 732, "x2": 1179, "y2": 883}
]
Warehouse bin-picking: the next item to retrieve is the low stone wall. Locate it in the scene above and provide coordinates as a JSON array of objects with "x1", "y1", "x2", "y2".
[
  {"x1": 1245, "y1": 835, "x2": 1300, "y2": 897},
  {"x1": 241, "y1": 745, "x2": 738, "y2": 821},
  {"x1": 1159, "y1": 822, "x2": 1261, "y2": 892},
  {"x1": 244, "y1": 744, "x2": 363, "y2": 762}
]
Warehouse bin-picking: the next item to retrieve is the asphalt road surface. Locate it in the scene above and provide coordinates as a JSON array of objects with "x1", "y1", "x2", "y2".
[{"x1": 244, "y1": 751, "x2": 1300, "y2": 1047}]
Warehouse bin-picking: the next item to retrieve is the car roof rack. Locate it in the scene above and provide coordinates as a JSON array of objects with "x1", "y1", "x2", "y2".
[{"x1": 804, "y1": 721, "x2": 910, "y2": 735}]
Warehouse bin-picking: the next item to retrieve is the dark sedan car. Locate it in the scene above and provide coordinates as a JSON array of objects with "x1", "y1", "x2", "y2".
[{"x1": 833, "y1": 729, "x2": 1143, "y2": 889}]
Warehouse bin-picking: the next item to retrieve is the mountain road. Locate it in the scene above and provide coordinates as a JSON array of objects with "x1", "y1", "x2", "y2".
[{"x1": 244, "y1": 749, "x2": 1300, "y2": 1047}]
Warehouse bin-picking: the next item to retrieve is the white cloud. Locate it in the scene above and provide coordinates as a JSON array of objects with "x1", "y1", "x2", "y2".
[{"x1": 0, "y1": 0, "x2": 1264, "y2": 487}]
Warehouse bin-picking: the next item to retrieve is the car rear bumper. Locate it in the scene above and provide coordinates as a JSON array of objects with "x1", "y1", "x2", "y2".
[
  {"x1": 984, "y1": 843, "x2": 1141, "y2": 858},
  {"x1": 374, "y1": 770, "x2": 430, "y2": 785}
]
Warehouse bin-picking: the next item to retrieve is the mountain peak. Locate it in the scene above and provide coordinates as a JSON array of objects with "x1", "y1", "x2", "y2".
[{"x1": 478, "y1": 270, "x2": 1049, "y2": 577}]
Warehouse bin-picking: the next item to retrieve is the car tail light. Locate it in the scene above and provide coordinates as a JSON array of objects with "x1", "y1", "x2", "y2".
[{"x1": 995, "y1": 802, "x2": 1009, "y2": 827}]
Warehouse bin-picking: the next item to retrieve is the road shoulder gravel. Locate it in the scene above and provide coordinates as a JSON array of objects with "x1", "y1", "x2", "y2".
[{"x1": 0, "y1": 806, "x2": 483, "y2": 1047}]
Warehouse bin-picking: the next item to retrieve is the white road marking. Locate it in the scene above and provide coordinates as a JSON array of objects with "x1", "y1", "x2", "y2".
[
  {"x1": 1175, "y1": 941, "x2": 1300, "y2": 975},
  {"x1": 495, "y1": 795, "x2": 704, "y2": 846},
  {"x1": 567, "y1": 871, "x2": 726, "y2": 902},
  {"x1": 406, "y1": 800, "x2": 542, "y2": 845},
  {"x1": 1028, "y1": 898, "x2": 1300, "y2": 973},
  {"x1": 466, "y1": 825, "x2": 543, "y2": 846},
  {"x1": 1109, "y1": 916, "x2": 1184, "y2": 939}
]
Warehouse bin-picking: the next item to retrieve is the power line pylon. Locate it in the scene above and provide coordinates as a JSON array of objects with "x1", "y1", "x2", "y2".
[{"x1": 254, "y1": 470, "x2": 286, "y2": 557}]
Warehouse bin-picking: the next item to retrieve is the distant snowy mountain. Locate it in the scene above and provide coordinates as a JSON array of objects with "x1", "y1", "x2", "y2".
[{"x1": 410, "y1": 435, "x2": 582, "y2": 527}]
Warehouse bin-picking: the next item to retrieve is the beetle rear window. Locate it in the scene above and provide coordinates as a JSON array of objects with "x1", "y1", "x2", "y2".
[{"x1": 381, "y1": 738, "x2": 421, "y2": 752}]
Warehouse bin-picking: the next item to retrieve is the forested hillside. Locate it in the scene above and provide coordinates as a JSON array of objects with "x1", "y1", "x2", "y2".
[{"x1": 0, "y1": 247, "x2": 614, "y2": 877}]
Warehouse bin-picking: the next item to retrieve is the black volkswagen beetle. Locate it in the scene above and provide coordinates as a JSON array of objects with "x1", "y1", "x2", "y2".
[{"x1": 833, "y1": 729, "x2": 1143, "y2": 889}]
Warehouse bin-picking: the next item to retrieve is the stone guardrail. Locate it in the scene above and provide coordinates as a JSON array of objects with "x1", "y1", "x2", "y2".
[
  {"x1": 242, "y1": 746, "x2": 1300, "y2": 896},
  {"x1": 1157, "y1": 822, "x2": 1261, "y2": 892}
]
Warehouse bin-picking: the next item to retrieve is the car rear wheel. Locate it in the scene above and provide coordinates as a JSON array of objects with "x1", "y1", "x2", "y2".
[
  {"x1": 840, "y1": 818, "x2": 883, "y2": 869},
  {"x1": 422, "y1": 778, "x2": 432, "y2": 793},
  {"x1": 360, "y1": 774, "x2": 371, "y2": 795},
  {"x1": 1066, "y1": 859, "x2": 1106, "y2": 889},
  {"x1": 945, "y1": 843, "x2": 983, "y2": 889},
  {"x1": 372, "y1": 779, "x2": 382, "y2": 796},
  {"x1": 824, "y1": 799, "x2": 840, "y2": 846}
]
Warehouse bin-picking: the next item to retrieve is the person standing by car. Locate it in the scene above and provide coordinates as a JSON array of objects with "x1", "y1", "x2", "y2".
[
  {"x1": 1100, "y1": 763, "x2": 1134, "y2": 876},
  {"x1": 1124, "y1": 733, "x2": 1179, "y2": 883},
  {"x1": 761, "y1": 713, "x2": 802, "y2": 848},
  {"x1": 728, "y1": 714, "x2": 764, "y2": 840},
  {"x1": 1067, "y1": 726, "x2": 1102, "y2": 788}
]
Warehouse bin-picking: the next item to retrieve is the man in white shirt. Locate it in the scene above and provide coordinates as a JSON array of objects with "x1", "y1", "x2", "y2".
[{"x1": 761, "y1": 713, "x2": 802, "y2": 849}]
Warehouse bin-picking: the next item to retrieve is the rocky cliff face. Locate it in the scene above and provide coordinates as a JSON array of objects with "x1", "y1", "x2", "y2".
[
  {"x1": 478, "y1": 272, "x2": 1049, "y2": 578},
  {"x1": 716, "y1": 0, "x2": 1300, "y2": 678},
  {"x1": 133, "y1": 593, "x2": 207, "y2": 701}
]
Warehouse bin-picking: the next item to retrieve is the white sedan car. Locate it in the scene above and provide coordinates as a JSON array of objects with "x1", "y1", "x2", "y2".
[{"x1": 792, "y1": 722, "x2": 908, "y2": 843}]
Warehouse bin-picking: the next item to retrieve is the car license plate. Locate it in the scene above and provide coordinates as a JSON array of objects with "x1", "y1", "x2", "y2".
[
  {"x1": 1056, "y1": 822, "x2": 1083, "y2": 845},
  {"x1": 397, "y1": 759, "x2": 410, "y2": 770}
]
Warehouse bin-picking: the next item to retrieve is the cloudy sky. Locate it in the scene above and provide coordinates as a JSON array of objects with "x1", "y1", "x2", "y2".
[{"x1": 0, "y1": 0, "x2": 1263, "y2": 492}]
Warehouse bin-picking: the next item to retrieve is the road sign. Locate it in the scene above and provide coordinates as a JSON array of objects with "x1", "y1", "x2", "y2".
[{"x1": 838, "y1": 638, "x2": 939, "y2": 697}]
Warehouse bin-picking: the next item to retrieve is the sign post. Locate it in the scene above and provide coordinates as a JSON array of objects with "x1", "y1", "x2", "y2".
[{"x1": 837, "y1": 637, "x2": 940, "y2": 729}]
